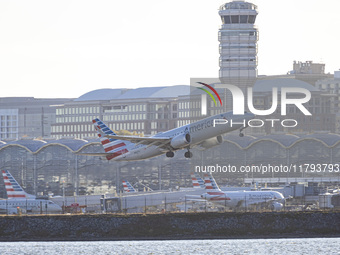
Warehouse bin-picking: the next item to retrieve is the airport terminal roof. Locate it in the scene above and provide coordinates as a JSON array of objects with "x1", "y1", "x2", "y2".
[
  {"x1": 46, "y1": 138, "x2": 89, "y2": 151},
  {"x1": 74, "y1": 89, "x2": 127, "y2": 102},
  {"x1": 253, "y1": 78, "x2": 319, "y2": 92},
  {"x1": 5, "y1": 139, "x2": 47, "y2": 152},
  {"x1": 75, "y1": 85, "x2": 190, "y2": 102},
  {"x1": 1, "y1": 133, "x2": 340, "y2": 153},
  {"x1": 116, "y1": 85, "x2": 190, "y2": 100}
]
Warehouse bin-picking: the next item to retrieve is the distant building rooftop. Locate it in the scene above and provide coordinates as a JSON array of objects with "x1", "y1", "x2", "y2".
[
  {"x1": 74, "y1": 89, "x2": 127, "y2": 102},
  {"x1": 253, "y1": 78, "x2": 319, "y2": 92},
  {"x1": 75, "y1": 85, "x2": 190, "y2": 102}
]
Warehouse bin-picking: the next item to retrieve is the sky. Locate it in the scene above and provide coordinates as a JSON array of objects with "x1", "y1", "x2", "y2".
[{"x1": 0, "y1": 0, "x2": 339, "y2": 98}]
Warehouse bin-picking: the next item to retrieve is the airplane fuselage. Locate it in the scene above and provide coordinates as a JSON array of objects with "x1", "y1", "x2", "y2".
[
  {"x1": 202, "y1": 190, "x2": 285, "y2": 208},
  {"x1": 115, "y1": 111, "x2": 254, "y2": 161},
  {"x1": 0, "y1": 199, "x2": 62, "y2": 214}
]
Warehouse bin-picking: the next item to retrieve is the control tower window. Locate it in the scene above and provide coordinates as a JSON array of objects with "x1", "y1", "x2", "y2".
[
  {"x1": 231, "y1": 15, "x2": 239, "y2": 24},
  {"x1": 240, "y1": 15, "x2": 248, "y2": 23},
  {"x1": 248, "y1": 15, "x2": 256, "y2": 24},
  {"x1": 223, "y1": 16, "x2": 231, "y2": 24}
]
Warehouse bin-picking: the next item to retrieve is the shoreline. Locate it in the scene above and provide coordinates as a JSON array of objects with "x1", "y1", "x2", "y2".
[
  {"x1": 1, "y1": 211, "x2": 340, "y2": 241},
  {"x1": 1, "y1": 234, "x2": 340, "y2": 242}
]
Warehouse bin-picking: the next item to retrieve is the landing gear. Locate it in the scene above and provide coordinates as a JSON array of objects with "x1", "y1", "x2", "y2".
[
  {"x1": 166, "y1": 151, "x2": 174, "y2": 158},
  {"x1": 184, "y1": 151, "x2": 193, "y2": 158}
]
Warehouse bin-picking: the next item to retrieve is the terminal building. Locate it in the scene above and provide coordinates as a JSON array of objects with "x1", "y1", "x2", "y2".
[
  {"x1": 0, "y1": 133, "x2": 340, "y2": 198},
  {"x1": 0, "y1": 97, "x2": 73, "y2": 140},
  {"x1": 51, "y1": 86, "x2": 189, "y2": 139}
]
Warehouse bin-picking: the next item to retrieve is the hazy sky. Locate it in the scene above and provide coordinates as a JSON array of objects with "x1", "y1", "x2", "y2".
[{"x1": 0, "y1": 0, "x2": 339, "y2": 98}]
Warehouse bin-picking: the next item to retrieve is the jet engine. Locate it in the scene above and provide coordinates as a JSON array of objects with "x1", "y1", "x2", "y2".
[
  {"x1": 199, "y1": 135, "x2": 223, "y2": 149},
  {"x1": 170, "y1": 133, "x2": 191, "y2": 149},
  {"x1": 271, "y1": 202, "x2": 283, "y2": 211}
]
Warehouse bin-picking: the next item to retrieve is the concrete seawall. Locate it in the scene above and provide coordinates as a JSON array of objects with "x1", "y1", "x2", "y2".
[{"x1": 1, "y1": 212, "x2": 340, "y2": 241}]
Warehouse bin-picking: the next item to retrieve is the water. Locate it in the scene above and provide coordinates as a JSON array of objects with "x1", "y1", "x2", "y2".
[{"x1": 0, "y1": 238, "x2": 340, "y2": 255}]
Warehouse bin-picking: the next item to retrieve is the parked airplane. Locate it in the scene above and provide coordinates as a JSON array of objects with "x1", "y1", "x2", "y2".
[
  {"x1": 200, "y1": 174, "x2": 285, "y2": 210},
  {"x1": 79, "y1": 111, "x2": 254, "y2": 161},
  {"x1": 190, "y1": 172, "x2": 218, "y2": 189},
  {"x1": 122, "y1": 180, "x2": 137, "y2": 193},
  {"x1": 190, "y1": 172, "x2": 205, "y2": 188},
  {"x1": 0, "y1": 170, "x2": 62, "y2": 214}
]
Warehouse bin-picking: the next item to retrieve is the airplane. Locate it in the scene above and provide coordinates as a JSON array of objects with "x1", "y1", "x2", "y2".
[
  {"x1": 200, "y1": 174, "x2": 285, "y2": 211},
  {"x1": 0, "y1": 170, "x2": 62, "y2": 214},
  {"x1": 190, "y1": 172, "x2": 218, "y2": 189},
  {"x1": 78, "y1": 111, "x2": 254, "y2": 161},
  {"x1": 190, "y1": 172, "x2": 205, "y2": 189},
  {"x1": 122, "y1": 180, "x2": 137, "y2": 193}
]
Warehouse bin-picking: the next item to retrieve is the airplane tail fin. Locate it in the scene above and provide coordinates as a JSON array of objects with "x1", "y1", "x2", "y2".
[
  {"x1": 190, "y1": 172, "x2": 205, "y2": 188},
  {"x1": 92, "y1": 118, "x2": 129, "y2": 160},
  {"x1": 2, "y1": 170, "x2": 35, "y2": 199},
  {"x1": 204, "y1": 173, "x2": 220, "y2": 191},
  {"x1": 208, "y1": 173, "x2": 220, "y2": 190},
  {"x1": 122, "y1": 180, "x2": 136, "y2": 193}
]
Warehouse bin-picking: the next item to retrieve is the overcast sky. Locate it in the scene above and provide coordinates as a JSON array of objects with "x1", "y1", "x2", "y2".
[{"x1": 0, "y1": 0, "x2": 339, "y2": 98}]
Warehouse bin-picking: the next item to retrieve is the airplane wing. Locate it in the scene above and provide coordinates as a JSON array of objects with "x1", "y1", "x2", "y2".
[{"x1": 105, "y1": 134, "x2": 171, "y2": 147}]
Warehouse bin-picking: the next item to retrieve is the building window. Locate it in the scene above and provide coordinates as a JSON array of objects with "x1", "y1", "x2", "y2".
[
  {"x1": 223, "y1": 16, "x2": 230, "y2": 24},
  {"x1": 231, "y1": 15, "x2": 239, "y2": 24},
  {"x1": 240, "y1": 15, "x2": 248, "y2": 23},
  {"x1": 248, "y1": 15, "x2": 256, "y2": 23}
]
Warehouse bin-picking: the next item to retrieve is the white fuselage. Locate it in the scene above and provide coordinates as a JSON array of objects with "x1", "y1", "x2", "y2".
[
  {"x1": 0, "y1": 199, "x2": 62, "y2": 214},
  {"x1": 115, "y1": 111, "x2": 254, "y2": 161},
  {"x1": 203, "y1": 190, "x2": 285, "y2": 208}
]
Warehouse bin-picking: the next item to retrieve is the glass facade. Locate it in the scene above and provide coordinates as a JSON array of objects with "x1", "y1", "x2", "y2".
[{"x1": 0, "y1": 134, "x2": 339, "y2": 198}]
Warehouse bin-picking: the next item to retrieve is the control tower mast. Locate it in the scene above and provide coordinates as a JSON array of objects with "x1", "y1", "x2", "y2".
[{"x1": 218, "y1": 0, "x2": 259, "y2": 90}]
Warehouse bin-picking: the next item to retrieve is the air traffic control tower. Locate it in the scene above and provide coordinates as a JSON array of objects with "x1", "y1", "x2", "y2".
[{"x1": 218, "y1": 0, "x2": 258, "y2": 90}]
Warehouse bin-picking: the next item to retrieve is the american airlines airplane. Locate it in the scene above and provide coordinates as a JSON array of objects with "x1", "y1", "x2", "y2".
[
  {"x1": 79, "y1": 111, "x2": 254, "y2": 161},
  {"x1": 122, "y1": 180, "x2": 137, "y2": 193},
  {"x1": 200, "y1": 174, "x2": 285, "y2": 210},
  {"x1": 0, "y1": 170, "x2": 62, "y2": 214},
  {"x1": 190, "y1": 172, "x2": 218, "y2": 189}
]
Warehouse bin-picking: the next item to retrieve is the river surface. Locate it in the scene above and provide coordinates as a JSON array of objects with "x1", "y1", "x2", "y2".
[{"x1": 1, "y1": 238, "x2": 340, "y2": 255}]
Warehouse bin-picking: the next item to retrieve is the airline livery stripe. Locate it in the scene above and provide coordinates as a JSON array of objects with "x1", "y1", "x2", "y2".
[
  {"x1": 101, "y1": 139, "x2": 110, "y2": 145},
  {"x1": 207, "y1": 192, "x2": 225, "y2": 195},
  {"x1": 211, "y1": 197, "x2": 231, "y2": 201},
  {"x1": 104, "y1": 142, "x2": 125, "y2": 152},
  {"x1": 102, "y1": 139, "x2": 123, "y2": 147},
  {"x1": 106, "y1": 148, "x2": 128, "y2": 160},
  {"x1": 7, "y1": 195, "x2": 26, "y2": 198},
  {"x1": 107, "y1": 146, "x2": 128, "y2": 154}
]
